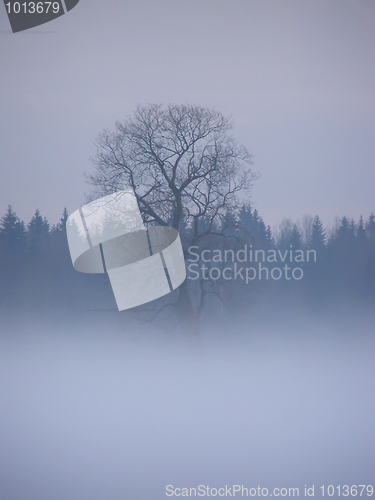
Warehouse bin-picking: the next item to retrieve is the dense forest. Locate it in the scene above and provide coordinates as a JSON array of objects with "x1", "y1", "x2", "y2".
[{"x1": 0, "y1": 205, "x2": 374, "y2": 324}]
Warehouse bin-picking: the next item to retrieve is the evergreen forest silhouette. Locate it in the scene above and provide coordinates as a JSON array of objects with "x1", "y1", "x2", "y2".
[{"x1": 0, "y1": 205, "x2": 374, "y2": 322}]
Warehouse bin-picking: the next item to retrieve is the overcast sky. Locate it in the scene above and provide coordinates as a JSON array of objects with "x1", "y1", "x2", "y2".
[{"x1": 1, "y1": 0, "x2": 374, "y2": 230}]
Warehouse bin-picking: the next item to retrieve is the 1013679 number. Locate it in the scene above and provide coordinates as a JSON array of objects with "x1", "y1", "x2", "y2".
[
  {"x1": 5, "y1": 2, "x2": 60, "y2": 14},
  {"x1": 321, "y1": 485, "x2": 374, "y2": 497}
]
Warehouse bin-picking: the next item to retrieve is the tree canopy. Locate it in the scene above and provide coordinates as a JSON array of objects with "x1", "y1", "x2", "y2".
[{"x1": 88, "y1": 104, "x2": 257, "y2": 246}]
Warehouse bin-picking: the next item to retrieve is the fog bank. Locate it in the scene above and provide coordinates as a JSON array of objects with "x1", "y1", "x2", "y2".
[{"x1": 1, "y1": 312, "x2": 374, "y2": 500}]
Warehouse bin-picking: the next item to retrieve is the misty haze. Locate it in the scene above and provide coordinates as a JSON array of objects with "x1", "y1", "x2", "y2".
[{"x1": 1, "y1": 1, "x2": 375, "y2": 499}]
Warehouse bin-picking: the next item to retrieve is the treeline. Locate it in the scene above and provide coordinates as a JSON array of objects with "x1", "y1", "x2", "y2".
[
  {"x1": 177, "y1": 206, "x2": 375, "y2": 317},
  {"x1": 0, "y1": 205, "x2": 374, "y2": 319},
  {"x1": 219, "y1": 207, "x2": 375, "y2": 313},
  {"x1": 0, "y1": 206, "x2": 115, "y2": 317}
]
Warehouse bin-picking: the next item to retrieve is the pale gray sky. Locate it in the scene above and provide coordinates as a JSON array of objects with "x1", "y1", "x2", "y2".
[{"x1": 1, "y1": 0, "x2": 374, "y2": 229}]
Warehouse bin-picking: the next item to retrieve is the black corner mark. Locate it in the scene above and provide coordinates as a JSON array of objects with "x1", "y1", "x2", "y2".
[
  {"x1": 63, "y1": 0, "x2": 78, "y2": 12},
  {"x1": 3, "y1": 0, "x2": 80, "y2": 33}
]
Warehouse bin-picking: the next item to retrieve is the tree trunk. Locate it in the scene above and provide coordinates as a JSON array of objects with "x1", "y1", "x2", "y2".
[{"x1": 176, "y1": 279, "x2": 201, "y2": 337}]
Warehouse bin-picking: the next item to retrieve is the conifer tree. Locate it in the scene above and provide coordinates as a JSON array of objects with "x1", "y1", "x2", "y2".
[
  {"x1": 366, "y1": 214, "x2": 375, "y2": 240},
  {"x1": 349, "y1": 218, "x2": 356, "y2": 237},
  {"x1": 290, "y1": 224, "x2": 302, "y2": 250},
  {"x1": 27, "y1": 209, "x2": 50, "y2": 251},
  {"x1": 28, "y1": 209, "x2": 50, "y2": 236},
  {"x1": 0, "y1": 206, "x2": 26, "y2": 308},
  {"x1": 336, "y1": 216, "x2": 355, "y2": 242},
  {"x1": 356, "y1": 215, "x2": 366, "y2": 241},
  {"x1": 254, "y1": 211, "x2": 271, "y2": 247},
  {"x1": 238, "y1": 205, "x2": 271, "y2": 247},
  {"x1": 310, "y1": 215, "x2": 326, "y2": 251},
  {"x1": 53, "y1": 207, "x2": 68, "y2": 234},
  {"x1": 265, "y1": 225, "x2": 274, "y2": 248},
  {"x1": 0, "y1": 206, "x2": 26, "y2": 250},
  {"x1": 237, "y1": 204, "x2": 254, "y2": 240}
]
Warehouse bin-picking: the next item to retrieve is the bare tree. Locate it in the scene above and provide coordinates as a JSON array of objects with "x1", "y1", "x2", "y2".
[
  {"x1": 274, "y1": 218, "x2": 294, "y2": 248},
  {"x1": 301, "y1": 214, "x2": 314, "y2": 248},
  {"x1": 87, "y1": 103, "x2": 257, "y2": 332}
]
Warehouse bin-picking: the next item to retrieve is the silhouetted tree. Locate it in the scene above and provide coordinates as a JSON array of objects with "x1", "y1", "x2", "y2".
[
  {"x1": 88, "y1": 103, "x2": 257, "y2": 331},
  {"x1": 356, "y1": 215, "x2": 366, "y2": 241},
  {"x1": 290, "y1": 224, "x2": 302, "y2": 250},
  {"x1": 310, "y1": 216, "x2": 326, "y2": 251},
  {"x1": 276, "y1": 218, "x2": 294, "y2": 250},
  {"x1": 0, "y1": 206, "x2": 26, "y2": 309},
  {"x1": 336, "y1": 216, "x2": 355, "y2": 243},
  {"x1": 0, "y1": 206, "x2": 26, "y2": 250},
  {"x1": 265, "y1": 225, "x2": 274, "y2": 248},
  {"x1": 366, "y1": 214, "x2": 375, "y2": 240},
  {"x1": 237, "y1": 205, "x2": 271, "y2": 248},
  {"x1": 27, "y1": 209, "x2": 50, "y2": 246},
  {"x1": 301, "y1": 214, "x2": 314, "y2": 248}
]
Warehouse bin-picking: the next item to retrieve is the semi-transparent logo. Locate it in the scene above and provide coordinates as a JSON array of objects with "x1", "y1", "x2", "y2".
[{"x1": 66, "y1": 190, "x2": 186, "y2": 311}]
